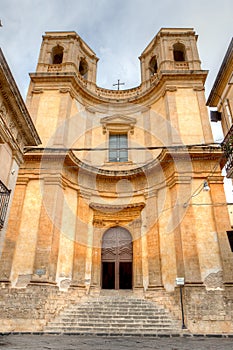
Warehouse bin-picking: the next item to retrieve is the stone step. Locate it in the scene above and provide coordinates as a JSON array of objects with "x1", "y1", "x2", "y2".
[
  {"x1": 44, "y1": 326, "x2": 176, "y2": 334},
  {"x1": 44, "y1": 295, "x2": 181, "y2": 334},
  {"x1": 67, "y1": 308, "x2": 165, "y2": 313},
  {"x1": 48, "y1": 319, "x2": 174, "y2": 325},
  {"x1": 58, "y1": 316, "x2": 170, "y2": 322},
  {"x1": 63, "y1": 309, "x2": 168, "y2": 317},
  {"x1": 69, "y1": 305, "x2": 168, "y2": 310},
  {"x1": 47, "y1": 322, "x2": 174, "y2": 328}
]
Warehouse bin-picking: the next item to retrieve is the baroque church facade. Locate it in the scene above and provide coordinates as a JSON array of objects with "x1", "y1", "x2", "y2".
[{"x1": 0, "y1": 28, "x2": 233, "y2": 333}]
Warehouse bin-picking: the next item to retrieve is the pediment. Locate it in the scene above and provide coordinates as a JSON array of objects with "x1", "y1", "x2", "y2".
[{"x1": 100, "y1": 114, "x2": 136, "y2": 134}]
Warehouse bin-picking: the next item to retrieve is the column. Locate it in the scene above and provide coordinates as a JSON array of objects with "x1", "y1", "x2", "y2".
[
  {"x1": 0, "y1": 177, "x2": 28, "y2": 281},
  {"x1": 179, "y1": 181, "x2": 202, "y2": 283},
  {"x1": 164, "y1": 89, "x2": 181, "y2": 145},
  {"x1": 72, "y1": 194, "x2": 89, "y2": 286},
  {"x1": 169, "y1": 184, "x2": 185, "y2": 278},
  {"x1": 10, "y1": 179, "x2": 43, "y2": 287},
  {"x1": 130, "y1": 218, "x2": 143, "y2": 289},
  {"x1": 54, "y1": 90, "x2": 72, "y2": 147},
  {"x1": 145, "y1": 194, "x2": 163, "y2": 288},
  {"x1": 56, "y1": 185, "x2": 77, "y2": 290},
  {"x1": 84, "y1": 209, "x2": 94, "y2": 291},
  {"x1": 32, "y1": 176, "x2": 64, "y2": 283},
  {"x1": 209, "y1": 178, "x2": 233, "y2": 282},
  {"x1": 195, "y1": 87, "x2": 213, "y2": 144},
  {"x1": 91, "y1": 225, "x2": 103, "y2": 289}
]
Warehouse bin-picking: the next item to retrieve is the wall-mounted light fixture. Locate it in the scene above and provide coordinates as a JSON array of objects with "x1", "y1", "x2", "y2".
[
  {"x1": 183, "y1": 179, "x2": 210, "y2": 208},
  {"x1": 203, "y1": 180, "x2": 210, "y2": 191}
]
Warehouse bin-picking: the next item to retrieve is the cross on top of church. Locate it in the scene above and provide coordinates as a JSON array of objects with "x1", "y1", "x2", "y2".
[{"x1": 113, "y1": 79, "x2": 125, "y2": 90}]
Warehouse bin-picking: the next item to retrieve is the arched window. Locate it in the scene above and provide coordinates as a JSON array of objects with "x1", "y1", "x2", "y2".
[
  {"x1": 52, "y1": 45, "x2": 64, "y2": 64},
  {"x1": 79, "y1": 58, "x2": 88, "y2": 79},
  {"x1": 149, "y1": 56, "x2": 158, "y2": 75},
  {"x1": 173, "y1": 43, "x2": 186, "y2": 62}
]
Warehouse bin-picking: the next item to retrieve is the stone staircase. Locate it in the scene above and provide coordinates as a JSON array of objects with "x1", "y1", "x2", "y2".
[{"x1": 44, "y1": 292, "x2": 181, "y2": 335}]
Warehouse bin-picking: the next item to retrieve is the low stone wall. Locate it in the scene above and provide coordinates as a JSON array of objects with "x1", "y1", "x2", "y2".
[
  {"x1": 184, "y1": 285, "x2": 233, "y2": 333},
  {"x1": 146, "y1": 285, "x2": 233, "y2": 334},
  {"x1": 0, "y1": 283, "x2": 87, "y2": 332},
  {"x1": 1, "y1": 283, "x2": 233, "y2": 333}
]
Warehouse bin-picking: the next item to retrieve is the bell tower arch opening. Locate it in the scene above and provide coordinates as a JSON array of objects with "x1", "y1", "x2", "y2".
[
  {"x1": 173, "y1": 42, "x2": 186, "y2": 62},
  {"x1": 149, "y1": 56, "x2": 158, "y2": 75},
  {"x1": 79, "y1": 57, "x2": 88, "y2": 79},
  {"x1": 51, "y1": 45, "x2": 64, "y2": 64},
  {"x1": 101, "y1": 226, "x2": 133, "y2": 290}
]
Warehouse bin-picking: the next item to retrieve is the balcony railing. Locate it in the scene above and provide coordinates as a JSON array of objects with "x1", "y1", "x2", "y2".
[
  {"x1": 0, "y1": 180, "x2": 11, "y2": 229},
  {"x1": 222, "y1": 125, "x2": 233, "y2": 178}
]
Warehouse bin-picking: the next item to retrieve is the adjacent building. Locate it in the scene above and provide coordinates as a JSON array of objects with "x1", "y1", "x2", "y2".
[
  {"x1": 0, "y1": 49, "x2": 40, "y2": 252},
  {"x1": 207, "y1": 38, "x2": 233, "y2": 178}
]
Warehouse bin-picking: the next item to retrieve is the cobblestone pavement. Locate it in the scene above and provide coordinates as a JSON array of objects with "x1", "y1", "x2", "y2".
[{"x1": 0, "y1": 334, "x2": 233, "y2": 350}]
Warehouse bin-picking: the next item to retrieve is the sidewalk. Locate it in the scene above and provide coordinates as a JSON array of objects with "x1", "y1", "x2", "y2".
[{"x1": 0, "y1": 334, "x2": 233, "y2": 350}]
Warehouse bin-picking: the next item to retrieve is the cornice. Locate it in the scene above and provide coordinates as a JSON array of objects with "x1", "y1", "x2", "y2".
[
  {"x1": 89, "y1": 202, "x2": 145, "y2": 212},
  {"x1": 29, "y1": 70, "x2": 207, "y2": 111},
  {"x1": 23, "y1": 145, "x2": 222, "y2": 179},
  {"x1": 207, "y1": 38, "x2": 233, "y2": 106},
  {"x1": 0, "y1": 49, "x2": 41, "y2": 146}
]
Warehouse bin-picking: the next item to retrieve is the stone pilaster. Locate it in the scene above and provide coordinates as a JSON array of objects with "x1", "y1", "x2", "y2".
[
  {"x1": 145, "y1": 194, "x2": 163, "y2": 289},
  {"x1": 32, "y1": 176, "x2": 64, "y2": 284},
  {"x1": 209, "y1": 178, "x2": 233, "y2": 282},
  {"x1": 54, "y1": 90, "x2": 73, "y2": 147},
  {"x1": 0, "y1": 177, "x2": 28, "y2": 281},
  {"x1": 131, "y1": 218, "x2": 144, "y2": 289},
  {"x1": 194, "y1": 87, "x2": 213, "y2": 144},
  {"x1": 10, "y1": 179, "x2": 43, "y2": 287},
  {"x1": 164, "y1": 89, "x2": 181, "y2": 145},
  {"x1": 72, "y1": 194, "x2": 90, "y2": 287},
  {"x1": 91, "y1": 226, "x2": 103, "y2": 289}
]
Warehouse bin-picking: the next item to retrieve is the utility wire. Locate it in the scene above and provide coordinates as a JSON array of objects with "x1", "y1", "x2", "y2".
[{"x1": 24, "y1": 142, "x2": 222, "y2": 153}]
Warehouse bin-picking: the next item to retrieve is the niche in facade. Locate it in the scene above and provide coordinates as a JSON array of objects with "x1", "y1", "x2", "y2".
[
  {"x1": 52, "y1": 45, "x2": 64, "y2": 64},
  {"x1": 173, "y1": 43, "x2": 186, "y2": 62}
]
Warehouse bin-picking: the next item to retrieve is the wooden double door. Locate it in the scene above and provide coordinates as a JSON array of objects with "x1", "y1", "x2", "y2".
[{"x1": 101, "y1": 227, "x2": 133, "y2": 290}]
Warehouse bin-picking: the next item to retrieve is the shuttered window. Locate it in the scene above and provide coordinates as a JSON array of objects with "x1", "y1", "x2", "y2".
[{"x1": 109, "y1": 134, "x2": 128, "y2": 162}]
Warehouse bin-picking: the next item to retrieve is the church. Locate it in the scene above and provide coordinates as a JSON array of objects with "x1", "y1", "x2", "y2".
[{"x1": 0, "y1": 28, "x2": 232, "y2": 334}]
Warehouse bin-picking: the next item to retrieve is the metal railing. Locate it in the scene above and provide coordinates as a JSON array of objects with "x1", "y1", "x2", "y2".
[
  {"x1": 0, "y1": 180, "x2": 11, "y2": 229},
  {"x1": 222, "y1": 125, "x2": 233, "y2": 178}
]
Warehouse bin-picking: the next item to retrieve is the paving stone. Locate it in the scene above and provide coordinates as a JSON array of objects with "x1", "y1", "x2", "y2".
[{"x1": 0, "y1": 334, "x2": 233, "y2": 350}]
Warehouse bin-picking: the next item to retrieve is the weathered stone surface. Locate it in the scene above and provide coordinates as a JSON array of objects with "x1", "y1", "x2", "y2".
[{"x1": 0, "y1": 28, "x2": 232, "y2": 334}]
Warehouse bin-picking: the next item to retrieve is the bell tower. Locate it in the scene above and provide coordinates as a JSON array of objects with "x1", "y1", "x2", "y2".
[
  {"x1": 139, "y1": 28, "x2": 213, "y2": 145},
  {"x1": 140, "y1": 28, "x2": 202, "y2": 84},
  {"x1": 26, "y1": 32, "x2": 99, "y2": 147},
  {"x1": 36, "y1": 31, "x2": 98, "y2": 86}
]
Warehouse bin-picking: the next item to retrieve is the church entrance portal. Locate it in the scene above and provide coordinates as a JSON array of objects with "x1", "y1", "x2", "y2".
[{"x1": 101, "y1": 227, "x2": 133, "y2": 290}]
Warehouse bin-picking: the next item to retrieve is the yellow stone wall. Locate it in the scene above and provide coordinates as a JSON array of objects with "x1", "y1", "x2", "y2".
[{"x1": 10, "y1": 180, "x2": 42, "y2": 287}]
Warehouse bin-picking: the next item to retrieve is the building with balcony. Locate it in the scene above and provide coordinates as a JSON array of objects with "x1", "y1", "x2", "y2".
[
  {"x1": 207, "y1": 38, "x2": 233, "y2": 178},
  {"x1": 0, "y1": 49, "x2": 40, "y2": 250}
]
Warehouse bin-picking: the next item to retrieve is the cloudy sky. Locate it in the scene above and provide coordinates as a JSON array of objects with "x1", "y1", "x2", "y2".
[
  {"x1": 1, "y1": 0, "x2": 232, "y2": 98},
  {"x1": 1, "y1": 0, "x2": 233, "y2": 199}
]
